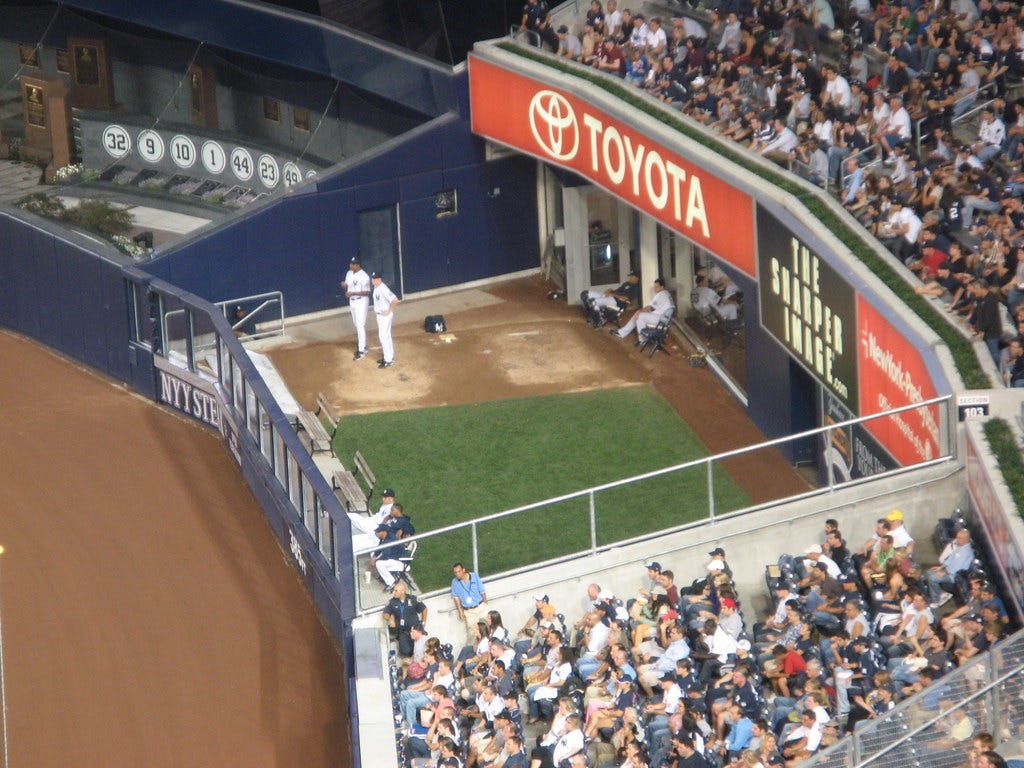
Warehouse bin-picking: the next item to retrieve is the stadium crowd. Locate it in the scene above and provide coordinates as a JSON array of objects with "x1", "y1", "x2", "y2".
[
  {"x1": 384, "y1": 507, "x2": 1016, "y2": 768},
  {"x1": 520, "y1": 0, "x2": 1024, "y2": 384}
]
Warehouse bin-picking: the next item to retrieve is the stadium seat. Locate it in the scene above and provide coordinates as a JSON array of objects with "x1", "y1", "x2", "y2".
[{"x1": 638, "y1": 308, "x2": 675, "y2": 357}]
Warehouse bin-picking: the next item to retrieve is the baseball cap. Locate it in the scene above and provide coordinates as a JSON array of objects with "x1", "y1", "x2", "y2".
[
  {"x1": 720, "y1": 598, "x2": 737, "y2": 609},
  {"x1": 664, "y1": 609, "x2": 680, "y2": 620},
  {"x1": 371, "y1": 271, "x2": 382, "y2": 279},
  {"x1": 598, "y1": 588, "x2": 614, "y2": 601},
  {"x1": 532, "y1": 593, "x2": 548, "y2": 602},
  {"x1": 707, "y1": 560, "x2": 725, "y2": 572},
  {"x1": 887, "y1": 509, "x2": 904, "y2": 521},
  {"x1": 382, "y1": 488, "x2": 396, "y2": 498},
  {"x1": 349, "y1": 256, "x2": 361, "y2": 263},
  {"x1": 805, "y1": 544, "x2": 823, "y2": 555},
  {"x1": 968, "y1": 613, "x2": 984, "y2": 623},
  {"x1": 645, "y1": 561, "x2": 662, "y2": 572},
  {"x1": 709, "y1": 547, "x2": 725, "y2": 557},
  {"x1": 737, "y1": 639, "x2": 751, "y2": 651},
  {"x1": 557, "y1": 24, "x2": 568, "y2": 33}
]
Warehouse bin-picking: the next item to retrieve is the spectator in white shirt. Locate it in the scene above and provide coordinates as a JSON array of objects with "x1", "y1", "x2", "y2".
[
  {"x1": 823, "y1": 66, "x2": 852, "y2": 113},
  {"x1": 762, "y1": 118, "x2": 799, "y2": 164},
  {"x1": 881, "y1": 197, "x2": 923, "y2": 262},
  {"x1": 646, "y1": 16, "x2": 667, "y2": 58},
  {"x1": 972, "y1": 107, "x2": 1006, "y2": 163},
  {"x1": 878, "y1": 94, "x2": 912, "y2": 161},
  {"x1": 718, "y1": 12, "x2": 743, "y2": 55}
]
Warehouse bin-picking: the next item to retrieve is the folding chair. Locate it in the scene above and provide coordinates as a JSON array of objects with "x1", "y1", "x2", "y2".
[
  {"x1": 398, "y1": 540, "x2": 418, "y2": 585},
  {"x1": 638, "y1": 308, "x2": 675, "y2": 357}
]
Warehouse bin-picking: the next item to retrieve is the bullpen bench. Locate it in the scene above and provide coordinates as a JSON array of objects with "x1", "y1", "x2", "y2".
[
  {"x1": 295, "y1": 409, "x2": 332, "y2": 454},
  {"x1": 333, "y1": 469, "x2": 369, "y2": 514},
  {"x1": 314, "y1": 392, "x2": 339, "y2": 441},
  {"x1": 331, "y1": 450, "x2": 377, "y2": 514}
]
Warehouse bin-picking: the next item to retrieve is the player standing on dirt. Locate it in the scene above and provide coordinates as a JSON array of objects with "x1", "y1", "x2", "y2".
[{"x1": 341, "y1": 255, "x2": 371, "y2": 361}]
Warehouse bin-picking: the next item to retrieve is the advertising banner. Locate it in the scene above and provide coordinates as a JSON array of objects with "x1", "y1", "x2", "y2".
[
  {"x1": 757, "y1": 206, "x2": 859, "y2": 412},
  {"x1": 857, "y1": 297, "x2": 941, "y2": 466},
  {"x1": 153, "y1": 355, "x2": 221, "y2": 429},
  {"x1": 468, "y1": 56, "x2": 756, "y2": 276},
  {"x1": 820, "y1": 389, "x2": 899, "y2": 485}
]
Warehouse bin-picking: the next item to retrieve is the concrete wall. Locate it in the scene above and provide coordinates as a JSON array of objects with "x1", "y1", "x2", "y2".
[{"x1": 352, "y1": 460, "x2": 963, "y2": 654}]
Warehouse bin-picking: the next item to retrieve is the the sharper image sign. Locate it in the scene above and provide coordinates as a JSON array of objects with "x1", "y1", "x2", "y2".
[{"x1": 757, "y1": 205, "x2": 859, "y2": 412}]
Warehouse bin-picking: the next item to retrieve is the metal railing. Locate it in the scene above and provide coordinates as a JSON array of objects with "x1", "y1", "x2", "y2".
[
  {"x1": 806, "y1": 629, "x2": 1024, "y2": 768},
  {"x1": 353, "y1": 394, "x2": 955, "y2": 610},
  {"x1": 162, "y1": 290, "x2": 284, "y2": 362},
  {"x1": 914, "y1": 82, "x2": 997, "y2": 159}
]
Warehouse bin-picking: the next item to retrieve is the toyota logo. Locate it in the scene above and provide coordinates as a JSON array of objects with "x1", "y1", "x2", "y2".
[{"x1": 529, "y1": 90, "x2": 579, "y2": 161}]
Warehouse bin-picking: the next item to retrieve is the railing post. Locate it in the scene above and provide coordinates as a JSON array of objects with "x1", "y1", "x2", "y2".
[
  {"x1": 706, "y1": 460, "x2": 715, "y2": 521},
  {"x1": 589, "y1": 491, "x2": 597, "y2": 554},
  {"x1": 825, "y1": 426, "x2": 834, "y2": 492},
  {"x1": 989, "y1": 644, "x2": 1000, "y2": 738},
  {"x1": 472, "y1": 523, "x2": 479, "y2": 575}
]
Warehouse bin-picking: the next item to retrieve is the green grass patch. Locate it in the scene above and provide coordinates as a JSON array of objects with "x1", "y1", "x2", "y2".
[
  {"x1": 983, "y1": 419, "x2": 1024, "y2": 519},
  {"x1": 333, "y1": 386, "x2": 750, "y2": 592},
  {"x1": 493, "y1": 44, "x2": 990, "y2": 390}
]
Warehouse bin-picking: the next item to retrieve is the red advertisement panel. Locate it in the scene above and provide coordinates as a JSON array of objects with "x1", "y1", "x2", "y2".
[
  {"x1": 857, "y1": 296, "x2": 941, "y2": 465},
  {"x1": 468, "y1": 56, "x2": 756, "y2": 277}
]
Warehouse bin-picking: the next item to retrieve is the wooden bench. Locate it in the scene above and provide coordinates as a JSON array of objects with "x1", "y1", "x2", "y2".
[
  {"x1": 333, "y1": 469, "x2": 369, "y2": 514},
  {"x1": 314, "y1": 392, "x2": 339, "y2": 441},
  {"x1": 295, "y1": 409, "x2": 332, "y2": 453},
  {"x1": 353, "y1": 450, "x2": 377, "y2": 499}
]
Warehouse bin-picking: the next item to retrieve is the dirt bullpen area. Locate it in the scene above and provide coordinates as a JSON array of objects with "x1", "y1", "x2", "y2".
[{"x1": 268, "y1": 276, "x2": 809, "y2": 505}]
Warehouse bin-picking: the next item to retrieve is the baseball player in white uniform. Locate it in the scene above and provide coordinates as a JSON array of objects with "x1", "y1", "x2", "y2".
[
  {"x1": 371, "y1": 272, "x2": 399, "y2": 368},
  {"x1": 341, "y1": 256, "x2": 371, "y2": 360},
  {"x1": 611, "y1": 278, "x2": 675, "y2": 341}
]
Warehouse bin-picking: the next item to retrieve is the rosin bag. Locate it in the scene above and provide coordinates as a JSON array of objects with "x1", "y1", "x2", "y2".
[{"x1": 424, "y1": 315, "x2": 446, "y2": 333}]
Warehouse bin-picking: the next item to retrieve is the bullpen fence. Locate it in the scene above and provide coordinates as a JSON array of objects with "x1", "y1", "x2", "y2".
[
  {"x1": 121, "y1": 267, "x2": 362, "y2": 763},
  {"x1": 807, "y1": 628, "x2": 1024, "y2": 768},
  {"x1": 353, "y1": 394, "x2": 956, "y2": 610}
]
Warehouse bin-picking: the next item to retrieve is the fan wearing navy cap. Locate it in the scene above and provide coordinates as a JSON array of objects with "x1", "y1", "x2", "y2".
[
  {"x1": 638, "y1": 561, "x2": 663, "y2": 602},
  {"x1": 371, "y1": 271, "x2": 399, "y2": 368},
  {"x1": 708, "y1": 547, "x2": 733, "y2": 580},
  {"x1": 340, "y1": 255, "x2": 371, "y2": 360}
]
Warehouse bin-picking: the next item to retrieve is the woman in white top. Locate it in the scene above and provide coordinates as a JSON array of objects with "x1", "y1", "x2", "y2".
[{"x1": 532, "y1": 647, "x2": 574, "y2": 702}]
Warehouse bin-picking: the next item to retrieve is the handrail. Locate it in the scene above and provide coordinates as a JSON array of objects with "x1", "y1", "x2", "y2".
[
  {"x1": 353, "y1": 396, "x2": 954, "y2": 604},
  {"x1": 805, "y1": 629, "x2": 1024, "y2": 768},
  {"x1": 915, "y1": 82, "x2": 997, "y2": 159},
  {"x1": 354, "y1": 394, "x2": 952, "y2": 558}
]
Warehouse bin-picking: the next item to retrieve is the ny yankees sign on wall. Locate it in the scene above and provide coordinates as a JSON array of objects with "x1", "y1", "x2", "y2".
[{"x1": 468, "y1": 56, "x2": 756, "y2": 277}]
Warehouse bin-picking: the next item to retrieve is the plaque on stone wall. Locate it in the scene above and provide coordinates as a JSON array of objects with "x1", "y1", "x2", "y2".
[
  {"x1": 56, "y1": 48, "x2": 70, "y2": 73},
  {"x1": 20, "y1": 74, "x2": 73, "y2": 181},
  {"x1": 189, "y1": 69, "x2": 203, "y2": 113},
  {"x1": 24, "y1": 84, "x2": 46, "y2": 127},
  {"x1": 73, "y1": 44, "x2": 100, "y2": 85},
  {"x1": 263, "y1": 97, "x2": 279, "y2": 122},
  {"x1": 68, "y1": 37, "x2": 114, "y2": 110},
  {"x1": 19, "y1": 44, "x2": 40, "y2": 68},
  {"x1": 293, "y1": 107, "x2": 310, "y2": 132},
  {"x1": 188, "y1": 64, "x2": 218, "y2": 130}
]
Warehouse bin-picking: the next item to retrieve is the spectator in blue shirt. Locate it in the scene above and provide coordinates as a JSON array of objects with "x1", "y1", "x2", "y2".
[
  {"x1": 451, "y1": 562, "x2": 489, "y2": 645},
  {"x1": 923, "y1": 527, "x2": 975, "y2": 608}
]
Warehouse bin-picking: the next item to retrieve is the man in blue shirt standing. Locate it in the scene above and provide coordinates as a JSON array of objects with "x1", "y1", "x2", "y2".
[{"x1": 452, "y1": 562, "x2": 488, "y2": 644}]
